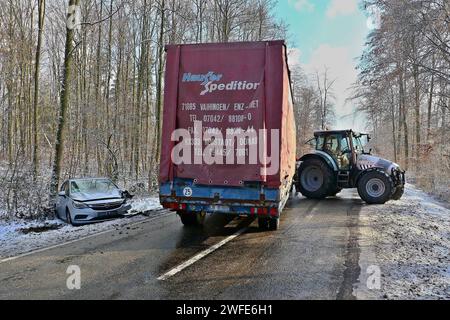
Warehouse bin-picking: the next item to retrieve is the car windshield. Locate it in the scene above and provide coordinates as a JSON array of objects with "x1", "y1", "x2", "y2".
[{"x1": 70, "y1": 179, "x2": 118, "y2": 194}]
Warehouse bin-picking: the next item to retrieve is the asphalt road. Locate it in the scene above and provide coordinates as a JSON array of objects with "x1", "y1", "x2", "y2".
[{"x1": 0, "y1": 190, "x2": 364, "y2": 300}]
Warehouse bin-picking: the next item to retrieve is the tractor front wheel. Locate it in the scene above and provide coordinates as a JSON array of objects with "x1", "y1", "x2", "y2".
[
  {"x1": 357, "y1": 170, "x2": 394, "y2": 204},
  {"x1": 391, "y1": 186, "x2": 404, "y2": 200}
]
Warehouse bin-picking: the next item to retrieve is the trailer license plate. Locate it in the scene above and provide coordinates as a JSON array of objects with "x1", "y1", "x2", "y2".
[{"x1": 211, "y1": 205, "x2": 229, "y2": 212}]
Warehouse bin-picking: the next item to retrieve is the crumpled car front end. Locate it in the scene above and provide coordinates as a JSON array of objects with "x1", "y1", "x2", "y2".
[{"x1": 69, "y1": 197, "x2": 131, "y2": 225}]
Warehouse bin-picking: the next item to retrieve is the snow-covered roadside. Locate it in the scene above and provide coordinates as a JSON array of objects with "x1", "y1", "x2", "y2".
[
  {"x1": 0, "y1": 197, "x2": 162, "y2": 260},
  {"x1": 357, "y1": 183, "x2": 450, "y2": 300}
]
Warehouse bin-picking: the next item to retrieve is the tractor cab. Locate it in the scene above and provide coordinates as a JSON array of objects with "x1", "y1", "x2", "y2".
[
  {"x1": 296, "y1": 130, "x2": 405, "y2": 204},
  {"x1": 311, "y1": 130, "x2": 370, "y2": 169}
]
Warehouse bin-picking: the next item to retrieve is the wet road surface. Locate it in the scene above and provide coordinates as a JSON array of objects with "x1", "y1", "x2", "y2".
[{"x1": 0, "y1": 190, "x2": 363, "y2": 299}]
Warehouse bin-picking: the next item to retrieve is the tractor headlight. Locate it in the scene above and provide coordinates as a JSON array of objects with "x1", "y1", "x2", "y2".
[{"x1": 72, "y1": 200, "x2": 88, "y2": 209}]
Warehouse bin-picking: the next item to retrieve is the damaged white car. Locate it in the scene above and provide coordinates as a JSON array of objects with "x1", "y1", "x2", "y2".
[{"x1": 55, "y1": 178, "x2": 133, "y2": 226}]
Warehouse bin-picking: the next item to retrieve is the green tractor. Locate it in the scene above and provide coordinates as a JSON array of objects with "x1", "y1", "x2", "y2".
[{"x1": 295, "y1": 130, "x2": 405, "y2": 204}]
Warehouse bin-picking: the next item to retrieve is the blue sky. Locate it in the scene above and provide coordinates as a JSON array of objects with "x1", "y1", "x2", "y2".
[{"x1": 274, "y1": 0, "x2": 374, "y2": 130}]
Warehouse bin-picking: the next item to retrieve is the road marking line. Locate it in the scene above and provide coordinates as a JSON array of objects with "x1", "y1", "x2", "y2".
[
  {"x1": 0, "y1": 211, "x2": 171, "y2": 264},
  {"x1": 157, "y1": 226, "x2": 248, "y2": 281}
]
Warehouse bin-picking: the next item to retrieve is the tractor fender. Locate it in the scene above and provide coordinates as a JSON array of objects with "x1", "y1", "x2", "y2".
[
  {"x1": 356, "y1": 154, "x2": 404, "y2": 184},
  {"x1": 298, "y1": 151, "x2": 339, "y2": 172}
]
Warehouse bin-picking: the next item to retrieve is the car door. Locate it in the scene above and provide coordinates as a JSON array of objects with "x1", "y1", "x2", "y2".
[{"x1": 56, "y1": 181, "x2": 69, "y2": 218}]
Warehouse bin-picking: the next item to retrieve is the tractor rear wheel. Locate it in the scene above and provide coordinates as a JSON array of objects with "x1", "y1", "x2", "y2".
[
  {"x1": 391, "y1": 186, "x2": 404, "y2": 200},
  {"x1": 297, "y1": 158, "x2": 336, "y2": 199},
  {"x1": 328, "y1": 187, "x2": 342, "y2": 197},
  {"x1": 357, "y1": 170, "x2": 394, "y2": 204}
]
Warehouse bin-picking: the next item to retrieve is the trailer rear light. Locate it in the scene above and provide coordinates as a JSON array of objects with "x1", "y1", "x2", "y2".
[
  {"x1": 251, "y1": 207, "x2": 270, "y2": 215},
  {"x1": 257, "y1": 208, "x2": 268, "y2": 215},
  {"x1": 169, "y1": 203, "x2": 178, "y2": 209},
  {"x1": 270, "y1": 208, "x2": 278, "y2": 217},
  {"x1": 164, "y1": 202, "x2": 186, "y2": 210}
]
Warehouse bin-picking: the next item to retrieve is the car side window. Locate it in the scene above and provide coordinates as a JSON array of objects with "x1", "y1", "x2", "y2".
[
  {"x1": 60, "y1": 181, "x2": 66, "y2": 192},
  {"x1": 64, "y1": 182, "x2": 70, "y2": 195}
]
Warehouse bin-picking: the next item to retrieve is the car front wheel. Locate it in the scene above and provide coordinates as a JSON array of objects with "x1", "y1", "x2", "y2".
[{"x1": 66, "y1": 208, "x2": 74, "y2": 226}]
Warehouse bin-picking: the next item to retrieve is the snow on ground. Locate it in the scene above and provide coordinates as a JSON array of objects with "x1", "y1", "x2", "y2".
[
  {"x1": 0, "y1": 197, "x2": 162, "y2": 260},
  {"x1": 358, "y1": 183, "x2": 450, "y2": 300}
]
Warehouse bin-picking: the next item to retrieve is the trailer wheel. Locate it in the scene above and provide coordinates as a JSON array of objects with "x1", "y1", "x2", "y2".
[
  {"x1": 391, "y1": 186, "x2": 404, "y2": 200},
  {"x1": 258, "y1": 217, "x2": 269, "y2": 230},
  {"x1": 297, "y1": 158, "x2": 336, "y2": 199},
  {"x1": 178, "y1": 211, "x2": 205, "y2": 226},
  {"x1": 268, "y1": 218, "x2": 279, "y2": 231},
  {"x1": 357, "y1": 170, "x2": 393, "y2": 204}
]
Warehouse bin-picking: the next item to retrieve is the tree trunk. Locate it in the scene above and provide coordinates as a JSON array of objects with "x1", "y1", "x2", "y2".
[
  {"x1": 49, "y1": 0, "x2": 79, "y2": 201},
  {"x1": 32, "y1": 0, "x2": 46, "y2": 180}
]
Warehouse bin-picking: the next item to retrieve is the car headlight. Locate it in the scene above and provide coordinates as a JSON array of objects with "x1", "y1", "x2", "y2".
[{"x1": 72, "y1": 200, "x2": 88, "y2": 209}]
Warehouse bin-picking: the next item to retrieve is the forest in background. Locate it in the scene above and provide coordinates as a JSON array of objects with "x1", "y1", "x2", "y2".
[
  {"x1": 0, "y1": 0, "x2": 448, "y2": 218},
  {"x1": 0, "y1": 0, "x2": 294, "y2": 217},
  {"x1": 353, "y1": 0, "x2": 449, "y2": 201}
]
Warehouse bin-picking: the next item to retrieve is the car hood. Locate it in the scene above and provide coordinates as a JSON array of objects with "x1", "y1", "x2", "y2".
[{"x1": 71, "y1": 191, "x2": 123, "y2": 202}]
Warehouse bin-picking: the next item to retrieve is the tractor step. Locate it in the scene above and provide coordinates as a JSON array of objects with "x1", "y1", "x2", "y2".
[{"x1": 337, "y1": 171, "x2": 350, "y2": 187}]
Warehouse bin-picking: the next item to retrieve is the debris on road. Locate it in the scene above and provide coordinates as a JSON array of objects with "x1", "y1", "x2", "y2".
[{"x1": 125, "y1": 197, "x2": 162, "y2": 216}]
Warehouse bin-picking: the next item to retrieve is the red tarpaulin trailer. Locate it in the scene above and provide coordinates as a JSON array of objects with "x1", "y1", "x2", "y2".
[{"x1": 159, "y1": 40, "x2": 296, "y2": 230}]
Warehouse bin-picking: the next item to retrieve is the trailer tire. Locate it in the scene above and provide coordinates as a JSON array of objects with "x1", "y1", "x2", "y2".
[
  {"x1": 297, "y1": 158, "x2": 336, "y2": 199},
  {"x1": 178, "y1": 211, "x2": 205, "y2": 226},
  {"x1": 258, "y1": 217, "x2": 269, "y2": 230},
  {"x1": 391, "y1": 186, "x2": 404, "y2": 200},
  {"x1": 357, "y1": 169, "x2": 394, "y2": 204},
  {"x1": 268, "y1": 218, "x2": 279, "y2": 231}
]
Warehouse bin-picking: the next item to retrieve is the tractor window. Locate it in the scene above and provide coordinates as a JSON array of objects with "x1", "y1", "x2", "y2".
[
  {"x1": 323, "y1": 135, "x2": 340, "y2": 155},
  {"x1": 316, "y1": 136, "x2": 325, "y2": 150},
  {"x1": 340, "y1": 136, "x2": 350, "y2": 152},
  {"x1": 353, "y1": 136, "x2": 364, "y2": 153},
  {"x1": 318, "y1": 134, "x2": 351, "y2": 170}
]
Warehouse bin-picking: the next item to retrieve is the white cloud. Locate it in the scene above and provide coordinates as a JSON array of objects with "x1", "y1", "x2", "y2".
[
  {"x1": 301, "y1": 44, "x2": 362, "y2": 130},
  {"x1": 326, "y1": 0, "x2": 358, "y2": 18},
  {"x1": 289, "y1": 0, "x2": 315, "y2": 12}
]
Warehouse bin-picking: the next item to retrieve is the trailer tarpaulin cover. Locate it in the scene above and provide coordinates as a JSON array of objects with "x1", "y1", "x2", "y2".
[{"x1": 159, "y1": 41, "x2": 296, "y2": 188}]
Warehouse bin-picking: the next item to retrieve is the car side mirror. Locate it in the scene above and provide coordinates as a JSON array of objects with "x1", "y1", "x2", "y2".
[
  {"x1": 122, "y1": 190, "x2": 134, "y2": 199},
  {"x1": 58, "y1": 191, "x2": 66, "y2": 197}
]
